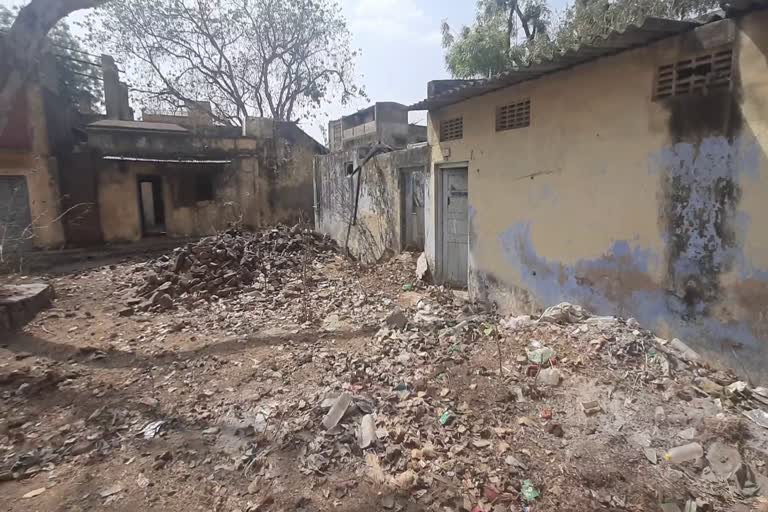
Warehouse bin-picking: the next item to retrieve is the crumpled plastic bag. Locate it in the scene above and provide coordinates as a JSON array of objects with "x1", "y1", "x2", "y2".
[{"x1": 538, "y1": 302, "x2": 590, "y2": 324}]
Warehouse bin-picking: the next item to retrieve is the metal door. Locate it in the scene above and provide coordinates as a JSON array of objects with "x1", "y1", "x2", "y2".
[
  {"x1": 0, "y1": 176, "x2": 33, "y2": 257},
  {"x1": 402, "y1": 167, "x2": 425, "y2": 250},
  {"x1": 441, "y1": 168, "x2": 468, "y2": 286}
]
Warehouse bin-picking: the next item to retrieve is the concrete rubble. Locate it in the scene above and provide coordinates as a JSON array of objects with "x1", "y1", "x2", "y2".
[
  {"x1": 125, "y1": 224, "x2": 337, "y2": 312},
  {"x1": 1, "y1": 228, "x2": 768, "y2": 511}
]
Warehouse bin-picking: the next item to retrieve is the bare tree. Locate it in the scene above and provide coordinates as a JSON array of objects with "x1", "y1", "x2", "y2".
[
  {"x1": 0, "y1": 0, "x2": 107, "y2": 134},
  {"x1": 91, "y1": 0, "x2": 363, "y2": 124}
]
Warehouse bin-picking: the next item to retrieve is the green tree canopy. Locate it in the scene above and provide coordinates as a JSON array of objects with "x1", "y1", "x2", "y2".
[{"x1": 442, "y1": 0, "x2": 721, "y2": 79}]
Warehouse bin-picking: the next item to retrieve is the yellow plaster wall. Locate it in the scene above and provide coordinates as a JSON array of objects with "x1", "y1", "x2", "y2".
[
  {"x1": 428, "y1": 30, "x2": 676, "y2": 298},
  {"x1": 426, "y1": 11, "x2": 768, "y2": 379},
  {"x1": 0, "y1": 86, "x2": 65, "y2": 249},
  {"x1": 97, "y1": 160, "x2": 263, "y2": 243},
  {"x1": 97, "y1": 146, "x2": 315, "y2": 243}
]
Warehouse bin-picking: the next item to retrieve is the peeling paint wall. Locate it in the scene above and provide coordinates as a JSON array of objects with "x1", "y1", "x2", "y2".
[
  {"x1": 314, "y1": 146, "x2": 429, "y2": 263},
  {"x1": 0, "y1": 85, "x2": 65, "y2": 250},
  {"x1": 426, "y1": 11, "x2": 768, "y2": 381}
]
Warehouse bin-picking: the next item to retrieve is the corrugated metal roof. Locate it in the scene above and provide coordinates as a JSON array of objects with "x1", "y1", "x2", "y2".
[
  {"x1": 409, "y1": 9, "x2": 759, "y2": 111},
  {"x1": 88, "y1": 119, "x2": 189, "y2": 133}
]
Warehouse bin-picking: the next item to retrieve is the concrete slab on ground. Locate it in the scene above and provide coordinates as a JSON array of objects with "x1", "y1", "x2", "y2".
[{"x1": 0, "y1": 283, "x2": 54, "y2": 331}]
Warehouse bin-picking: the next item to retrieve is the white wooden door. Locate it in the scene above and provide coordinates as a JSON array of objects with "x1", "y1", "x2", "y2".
[{"x1": 441, "y1": 168, "x2": 468, "y2": 286}]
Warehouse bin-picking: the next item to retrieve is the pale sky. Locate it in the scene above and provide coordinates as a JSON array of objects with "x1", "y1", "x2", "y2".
[{"x1": 1, "y1": 0, "x2": 569, "y2": 141}]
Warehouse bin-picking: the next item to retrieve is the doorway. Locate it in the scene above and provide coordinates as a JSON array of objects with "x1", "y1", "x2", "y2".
[
  {"x1": 137, "y1": 176, "x2": 166, "y2": 236},
  {"x1": 440, "y1": 167, "x2": 468, "y2": 287},
  {"x1": 400, "y1": 167, "x2": 425, "y2": 251},
  {"x1": 0, "y1": 175, "x2": 33, "y2": 255}
]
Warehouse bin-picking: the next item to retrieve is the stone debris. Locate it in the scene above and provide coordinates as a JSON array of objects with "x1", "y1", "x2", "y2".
[
  {"x1": 536, "y1": 368, "x2": 562, "y2": 386},
  {"x1": 384, "y1": 308, "x2": 408, "y2": 330},
  {"x1": 322, "y1": 392, "x2": 353, "y2": 430},
  {"x1": 358, "y1": 414, "x2": 377, "y2": 449},
  {"x1": 21, "y1": 487, "x2": 46, "y2": 499},
  {"x1": 124, "y1": 225, "x2": 336, "y2": 311},
  {"x1": 5, "y1": 228, "x2": 768, "y2": 511}
]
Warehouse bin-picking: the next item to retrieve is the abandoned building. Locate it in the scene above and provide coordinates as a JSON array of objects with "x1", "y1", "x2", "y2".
[
  {"x1": 0, "y1": 52, "x2": 325, "y2": 258},
  {"x1": 315, "y1": 103, "x2": 428, "y2": 262},
  {"x1": 410, "y1": 4, "x2": 768, "y2": 379},
  {"x1": 327, "y1": 102, "x2": 426, "y2": 152}
]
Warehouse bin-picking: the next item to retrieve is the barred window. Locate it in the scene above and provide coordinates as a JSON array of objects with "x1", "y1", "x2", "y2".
[
  {"x1": 654, "y1": 48, "x2": 733, "y2": 100},
  {"x1": 440, "y1": 117, "x2": 463, "y2": 141},
  {"x1": 496, "y1": 99, "x2": 530, "y2": 131}
]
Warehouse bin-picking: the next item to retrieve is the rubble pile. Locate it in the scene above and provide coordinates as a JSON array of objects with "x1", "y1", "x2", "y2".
[
  {"x1": 226, "y1": 301, "x2": 768, "y2": 511},
  {"x1": 123, "y1": 225, "x2": 337, "y2": 312},
  {"x1": 6, "y1": 249, "x2": 768, "y2": 511}
]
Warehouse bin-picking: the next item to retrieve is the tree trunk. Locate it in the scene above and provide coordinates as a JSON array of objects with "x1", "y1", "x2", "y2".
[{"x1": 0, "y1": 0, "x2": 106, "y2": 135}]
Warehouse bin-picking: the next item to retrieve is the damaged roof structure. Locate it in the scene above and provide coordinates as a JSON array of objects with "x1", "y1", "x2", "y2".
[{"x1": 412, "y1": 1, "x2": 768, "y2": 111}]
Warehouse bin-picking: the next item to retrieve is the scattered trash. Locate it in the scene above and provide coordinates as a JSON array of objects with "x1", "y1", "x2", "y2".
[
  {"x1": 744, "y1": 409, "x2": 768, "y2": 429},
  {"x1": 706, "y1": 442, "x2": 743, "y2": 478},
  {"x1": 99, "y1": 484, "x2": 124, "y2": 498},
  {"x1": 538, "y1": 302, "x2": 590, "y2": 324},
  {"x1": 664, "y1": 442, "x2": 703, "y2": 463},
  {"x1": 527, "y1": 346, "x2": 556, "y2": 366},
  {"x1": 358, "y1": 414, "x2": 377, "y2": 449},
  {"x1": 416, "y1": 253, "x2": 430, "y2": 282},
  {"x1": 402, "y1": 283, "x2": 414, "y2": 291},
  {"x1": 322, "y1": 392, "x2": 353, "y2": 430},
  {"x1": 439, "y1": 410, "x2": 455, "y2": 426},
  {"x1": 501, "y1": 315, "x2": 535, "y2": 331},
  {"x1": 22, "y1": 488, "x2": 46, "y2": 499},
  {"x1": 11, "y1": 227, "x2": 768, "y2": 511},
  {"x1": 141, "y1": 420, "x2": 166, "y2": 440},
  {"x1": 521, "y1": 480, "x2": 540, "y2": 502}
]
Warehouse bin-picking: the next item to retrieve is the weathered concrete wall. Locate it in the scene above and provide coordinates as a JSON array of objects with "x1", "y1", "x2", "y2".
[
  {"x1": 98, "y1": 158, "x2": 262, "y2": 242},
  {"x1": 315, "y1": 146, "x2": 429, "y2": 263},
  {"x1": 91, "y1": 122, "x2": 321, "y2": 243},
  {"x1": 426, "y1": 12, "x2": 768, "y2": 380},
  {"x1": 0, "y1": 85, "x2": 65, "y2": 250}
]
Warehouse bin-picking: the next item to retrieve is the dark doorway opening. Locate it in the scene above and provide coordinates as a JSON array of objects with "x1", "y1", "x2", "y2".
[{"x1": 137, "y1": 175, "x2": 166, "y2": 236}]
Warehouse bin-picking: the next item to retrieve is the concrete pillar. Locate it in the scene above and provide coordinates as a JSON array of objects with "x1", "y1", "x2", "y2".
[
  {"x1": 101, "y1": 55, "x2": 121, "y2": 119},
  {"x1": 118, "y1": 82, "x2": 132, "y2": 120}
]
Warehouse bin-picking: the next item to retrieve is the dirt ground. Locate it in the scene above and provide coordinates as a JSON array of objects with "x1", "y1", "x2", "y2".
[{"x1": 3, "y1": 231, "x2": 768, "y2": 512}]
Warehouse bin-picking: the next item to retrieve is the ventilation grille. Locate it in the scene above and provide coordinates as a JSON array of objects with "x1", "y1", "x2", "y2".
[
  {"x1": 496, "y1": 99, "x2": 531, "y2": 131},
  {"x1": 654, "y1": 48, "x2": 733, "y2": 100},
  {"x1": 440, "y1": 117, "x2": 463, "y2": 141}
]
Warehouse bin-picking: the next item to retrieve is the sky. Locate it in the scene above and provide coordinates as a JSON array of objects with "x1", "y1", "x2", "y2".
[{"x1": 1, "y1": 0, "x2": 569, "y2": 141}]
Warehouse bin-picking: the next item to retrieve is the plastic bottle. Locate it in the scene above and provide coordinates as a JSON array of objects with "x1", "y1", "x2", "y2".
[{"x1": 664, "y1": 442, "x2": 704, "y2": 463}]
